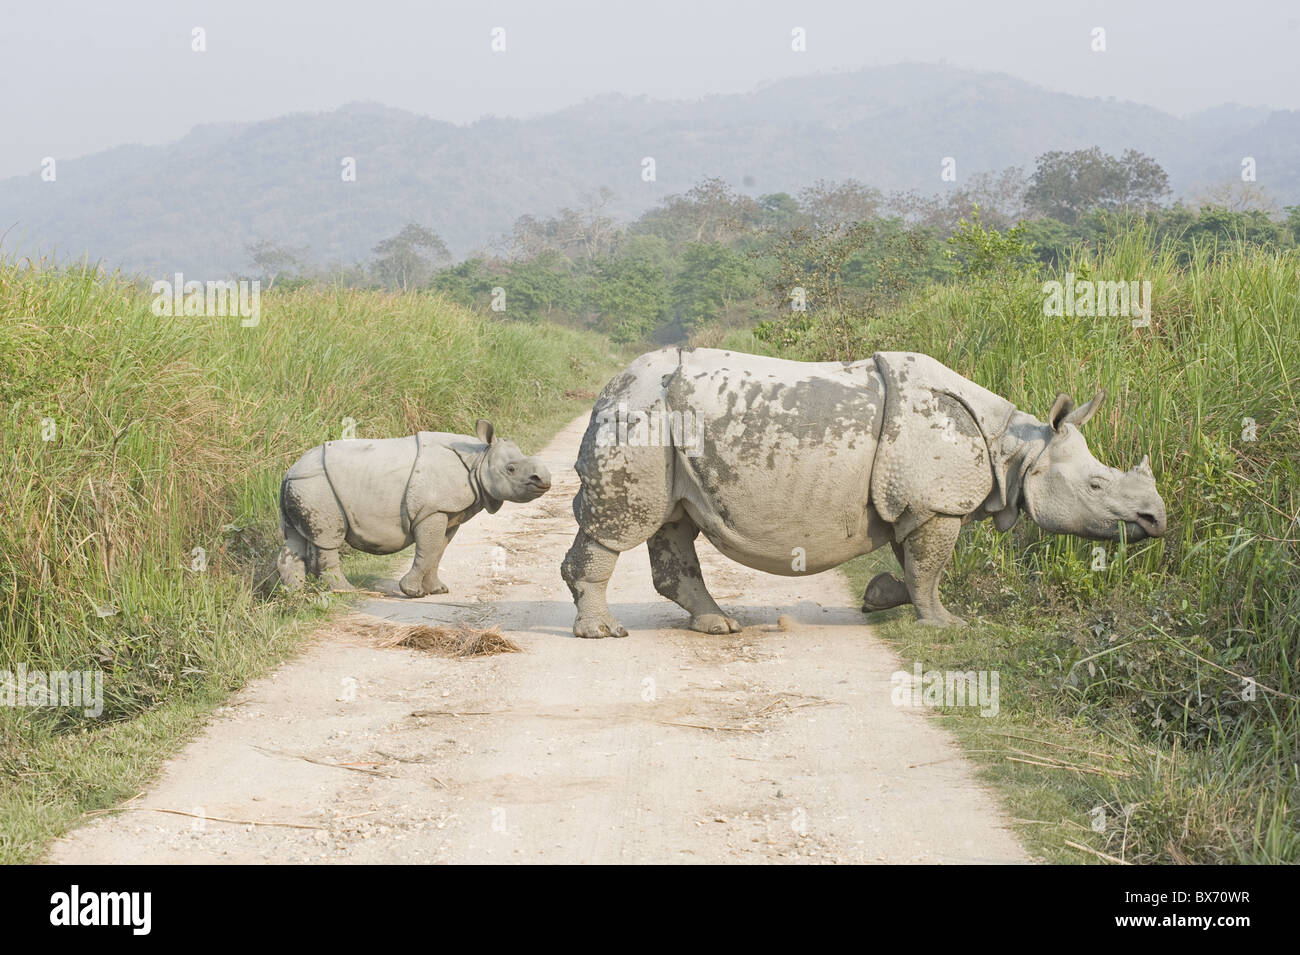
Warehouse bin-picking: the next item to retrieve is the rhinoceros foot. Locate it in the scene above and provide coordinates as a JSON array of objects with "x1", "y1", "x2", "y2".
[
  {"x1": 324, "y1": 572, "x2": 356, "y2": 592},
  {"x1": 861, "y1": 572, "x2": 910, "y2": 612},
  {"x1": 574, "y1": 615, "x2": 629, "y2": 639},
  {"x1": 398, "y1": 569, "x2": 438, "y2": 597},
  {"x1": 690, "y1": 613, "x2": 742, "y2": 635}
]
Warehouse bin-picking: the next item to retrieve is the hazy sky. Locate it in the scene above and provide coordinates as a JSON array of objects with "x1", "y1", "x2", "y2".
[{"x1": 3, "y1": 0, "x2": 1298, "y2": 179}]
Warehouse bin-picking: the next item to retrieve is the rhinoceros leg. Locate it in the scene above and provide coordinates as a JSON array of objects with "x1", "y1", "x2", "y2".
[
  {"x1": 429, "y1": 524, "x2": 459, "y2": 592},
  {"x1": 317, "y1": 547, "x2": 355, "y2": 592},
  {"x1": 400, "y1": 513, "x2": 450, "y2": 597},
  {"x1": 561, "y1": 531, "x2": 629, "y2": 639},
  {"x1": 277, "y1": 524, "x2": 310, "y2": 592},
  {"x1": 862, "y1": 542, "x2": 911, "y2": 612},
  {"x1": 903, "y1": 516, "x2": 966, "y2": 628},
  {"x1": 282, "y1": 474, "x2": 353, "y2": 590},
  {"x1": 648, "y1": 518, "x2": 741, "y2": 634}
]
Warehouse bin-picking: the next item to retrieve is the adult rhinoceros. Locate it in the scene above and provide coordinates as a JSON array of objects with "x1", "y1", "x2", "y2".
[{"x1": 561, "y1": 347, "x2": 1165, "y2": 636}]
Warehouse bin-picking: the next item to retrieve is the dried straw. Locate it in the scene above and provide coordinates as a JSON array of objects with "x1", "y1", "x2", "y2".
[{"x1": 339, "y1": 615, "x2": 522, "y2": 657}]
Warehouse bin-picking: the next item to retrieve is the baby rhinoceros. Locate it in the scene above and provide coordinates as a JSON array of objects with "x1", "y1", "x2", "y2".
[
  {"x1": 278, "y1": 419, "x2": 550, "y2": 597},
  {"x1": 563, "y1": 347, "x2": 1167, "y2": 635}
]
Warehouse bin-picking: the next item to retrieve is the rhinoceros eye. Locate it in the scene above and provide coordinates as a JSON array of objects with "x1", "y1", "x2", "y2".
[
  {"x1": 507, "y1": 465, "x2": 516, "y2": 474},
  {"x1": 1089, "y1": 477, "x2": 1107, "y2": 492}
]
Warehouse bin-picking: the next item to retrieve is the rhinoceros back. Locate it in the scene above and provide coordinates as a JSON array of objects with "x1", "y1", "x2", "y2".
[
  {"x1": 573, "y1": 347, "x2": 887, "y2": 572},
  {"x1": 310, "y1": 436, "x2": 420, "y2": 551},
  {"x1": 670, "y1": 349, "x2": 885, "y2": 571}
]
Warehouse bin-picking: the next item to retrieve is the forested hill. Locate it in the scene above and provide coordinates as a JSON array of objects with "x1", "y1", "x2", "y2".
[{"x1": 3, "y1": 63, "x2": 1297, "y2": 276}]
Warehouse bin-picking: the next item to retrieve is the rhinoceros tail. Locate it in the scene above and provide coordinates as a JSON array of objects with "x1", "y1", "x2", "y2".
[{"x1": 278, "y1": 475, "x2": 292, "y2": 539}]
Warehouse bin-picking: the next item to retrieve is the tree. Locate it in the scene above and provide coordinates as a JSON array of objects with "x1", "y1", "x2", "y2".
[
  {"x1": 671, "y1": 243, "x2": 761, "y2": 331},
  {"x1": 798, "y1": 179, "x2": 883, "y2": 231},
  {"x1": 1026, "y1": 148, "x2": 1170, "y2": 223},
  {"x1": 1286, "y1": 206, "x2": 1300, "y2": 245},
  {"x1": 430, "y1": 257, "x2": 499, "y2": 308},
  {"x1": 370, "y1": 224, "x2": 451, "y2": 290},
  {"x1": 1193, "y1": 181, "x2": 1279, "y2": 214},
  {"x1": 945, "y1": 167, "x2": 1030, "y2": 229},
  {"x1": 503, "y1": 249, "x2": 579, "y2": 319},
  {"x1": 757, "y1": 193, "x2": 801, "y2": 229},
  {"x1": 588, "y1": 256, "x2": 670, "y2": 343},
  {"x1": 1181, "y1": 205, "x2": 1289, "y2": 248},
  {"x1": 764, "y1": 221, "x2": 881, "y2": 314},
  {"x1": 754, "y1": 219, "x2": 937, "y2": 358},
  {"x1": 634, "y1": 178, "x2": 762, "y2": 245},
  {"x1": 946, "y1": 208, "x2": 1035, "y2": 282},
  {"x1": 245, "y1": 239, "x2": 308, "y2": 288},
  {"x1": 507, "y1": 188, "x2": 620, "y2": 262}
]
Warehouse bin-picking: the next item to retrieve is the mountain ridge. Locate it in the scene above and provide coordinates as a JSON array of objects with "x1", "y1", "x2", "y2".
[{"x1": 3, "y1": 63, "x2": 1295, "y2": 276}]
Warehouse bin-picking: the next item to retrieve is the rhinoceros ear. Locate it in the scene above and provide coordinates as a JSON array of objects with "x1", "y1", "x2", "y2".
[
  {"x1": 475, "y1": 419, "x2": 495, "y2": 444},
  {"x1": 1063, "y1": 389, "x2": 1106, "y2": 429},
  {"x1": 1047, "y1": 394, "x2": 1074, "y2": 432}
]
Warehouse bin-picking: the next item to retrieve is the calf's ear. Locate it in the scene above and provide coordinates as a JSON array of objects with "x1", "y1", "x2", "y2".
[{"x1": 475, "y1": 419, "x2": 495, "y2": 444}]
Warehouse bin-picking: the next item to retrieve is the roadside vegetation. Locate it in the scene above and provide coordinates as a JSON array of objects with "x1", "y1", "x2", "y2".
[
  {"x1": 0, "y1": 265, "x2": 615, "y2": 862},
  {"x1": 725, "y1": 220, "x2": 1300, "y2": 864}
]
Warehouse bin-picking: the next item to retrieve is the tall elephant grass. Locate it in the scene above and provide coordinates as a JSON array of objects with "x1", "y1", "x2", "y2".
[
  {"x1": 727, "y1": 223, "x2": 1300, "y2": 862},
  {"x1": 0, "y1": 261, "x2": 614, "y2": 860}
]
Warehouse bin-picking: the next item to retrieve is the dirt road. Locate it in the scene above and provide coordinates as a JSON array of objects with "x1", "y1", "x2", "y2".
[{"x1": 50, "y1": 415, "x2": 1028, "y2": 864}]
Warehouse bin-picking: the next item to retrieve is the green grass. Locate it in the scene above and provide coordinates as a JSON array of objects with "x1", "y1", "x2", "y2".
[
  {"x1": 0, "y1": 263, "x2": 617, "y2": 862},
  {"x1": 727, "y1": 224, "x2": 1300, "y2": 863}
]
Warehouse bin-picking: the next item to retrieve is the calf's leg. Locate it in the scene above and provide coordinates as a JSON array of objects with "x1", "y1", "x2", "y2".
[
  {"x1": 400, "y1": 512, "x2": 450, "y2": 597},
  {"x1": 282, "y1": 474, "x2": 350, "y2": 590}
]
